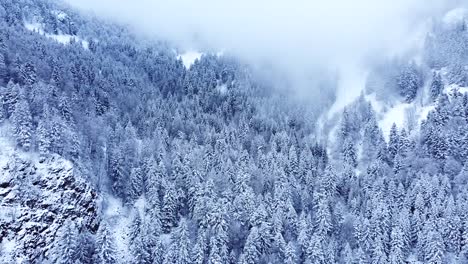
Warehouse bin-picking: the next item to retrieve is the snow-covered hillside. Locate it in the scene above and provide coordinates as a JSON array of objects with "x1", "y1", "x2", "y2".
[
  {"x1": 0, "y1": 125, "x2": 98, "y2": 263},
  {"x1": 2, "y1": 0, "x2": 468, "y2": 263},
  {"x1": 24, "y1": 22, "x2": 89, "y2": 49}
]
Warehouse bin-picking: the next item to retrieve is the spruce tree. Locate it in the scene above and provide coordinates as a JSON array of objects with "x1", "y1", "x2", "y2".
[{"x1": 96, "y1": 222, "x2": 117, "y2": 264}]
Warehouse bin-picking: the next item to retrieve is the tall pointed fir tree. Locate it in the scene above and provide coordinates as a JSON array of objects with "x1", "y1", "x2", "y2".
[
  {"x1": 11, "y1": 93, "x2": 32, "y2": 151},
  {"x1": 49, "y1": 220, "x2": 78, "y2": 264},
  {"x1": 95, "y1": 222, "x2": 117, "y2": 264},
  {"x1": 161, "y1": 182, "x2": 179, "y2": 233},
  {"x1": 430, "y1": 72, "x2": 443, "y2": 102}
]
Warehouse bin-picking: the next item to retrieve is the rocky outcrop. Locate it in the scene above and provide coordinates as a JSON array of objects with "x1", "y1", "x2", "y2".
[{"x1": 0, "y1": 154, "x2": 99, "y2": 263}]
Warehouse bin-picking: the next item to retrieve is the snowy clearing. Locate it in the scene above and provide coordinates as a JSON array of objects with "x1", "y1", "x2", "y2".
[
  {"x1": 102, "y1": 195, "x2": 132, "y2": 263},
  {"x1": 177, "y1": 50, "x2": 203, "y2": 69},
  {"x1": 24, "y1": 22, "x2": 89, "y2": 50}
]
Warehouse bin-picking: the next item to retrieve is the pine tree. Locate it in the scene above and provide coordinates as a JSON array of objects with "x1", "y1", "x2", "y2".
[
  {"x1": 50, "y1": 220, "x2": 78, "y2": 264},
  {"x1": 257, "y1": 221, "x2": 274, "y2": 256},
  {"x1": 37, "y1": 118, "x2": 51, "y2": 156},
  {"x1": 304, "y1": 234, "x2": 325, "y2": 264},
  {"x1": 239, "y1": 227, "x2": 261, "y2": 264},
  {"x1": 96, "y1": 222, "x2": 117, "y2": 264},
  {"x1": 389, "y1": 225, "x2": 405, "y2": 264},
  {"x1": 110, "y1": 148, "x2": 130, "y2": 200},
  {"x1": 192, "y1": 239, "x2": 205, "y2": 264},
  {"x1": 397, "y1": 62, "x2": 421, "y2": 103},
  {"x1": 284, "y1": 241, "x2": 297, "y2": 264},
  {"x1": 0, "y1": 53, "x2": 7, "y2": 85},
  {"x1": 19, "y1": 62, "x2": 37, "y2": 86},
  {"x1": 75, "y1": 231, "x2": 96, "y2": 264},
  {"x1": 371, "y1": 234, "x2": 387, "y2": 264},
  {"x1": 131, "y1": 234, "x2": 151, "y2": 264},
  {"x1": 342, "y1": 243, "x2": 353, "y2": 264},
  {"x1": 37, "y1": 106, "x2": 54, "y2": 156},
  {"x1": 339, "y1": 108, "x2": 352, "y2": 142},
  {"x1": 362, "y1": 115, "x2": 383, "y2": 164},
  {"x1": 342, "y1": 137, "x2": 357, "y2": 168},
  {"x1": 130, "y1": 167, "x2": 144, "y2": 200},
  {"x1": 1, "y1": 81, "x2": 18, "y2": 119},
  {"x1": 11, "y1": 95, "x2": 33, "y2": 151},
  {"x1": 442, "y1": 197, "x2": 461, "y2": 254},
  {"x1": 314, "y1": 197, "x2": 332, "y2": 236},
  {"x1": 152, "y1": 238, "x2": 165, "y2": 264},
  {"x1": 173, "y1": 219, "x2": 191, "y2": 264},
  {"x1": 296, "y1": 213, "x2": 312, "y2": 253},
  {"x1": 430, "y1": 72, "x2": 443, "y2": 102},
  {"x1": 146, "y1": 204, "x2": 162, "y2": 237},
  {"x1": 146, "y1": 157, "x2": 164, "y2": 208},
  {"x1": 129, "y1": 212, "x2": 142, "y2": 243},
  {"x1": 232, "y1": 170, "x2": 256, "y2": 225},
  {"x1": 161, "y1": 182, "x2": 179, "y2": 233},
  {"x1": 425, "y1": 230, "x2": 444, "y2": 264},
  {"x1": 388, "y1": 124, "x2": 399, "y2": 162},
  {"x1": 461, "y1": 219, "x2": 468, "y2": 260},
  {"x1": 208, "y1": 238, "x2": 223, "y2": 264},
  {"x1": 354, "y1": 246, "x2": 368, "y2": 264}
]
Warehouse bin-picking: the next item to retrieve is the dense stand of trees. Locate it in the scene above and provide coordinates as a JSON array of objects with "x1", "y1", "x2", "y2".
[{"x1": 1, "y1": 0, "x2": 468, "y2": 263}]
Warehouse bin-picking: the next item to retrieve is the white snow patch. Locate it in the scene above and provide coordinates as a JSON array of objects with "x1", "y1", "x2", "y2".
[
  {"x1": 48, "y1": 34, "x2": 74, "y2": 45},
  {"x1": 216, "y1": 84, "x2": 228, "y2": 94},
  {"x1": 442, "y1": 8, "x2": 468, "y2": 28},
  {"x1": 368, "y1": 96, "x2": 435, "y2": 141},
  {"x1": 24, "y1": 22, "x2": 89, "y2": 50},
  {"x1": 82, "y1": 40, "x2": 89, "y2": 50},
  {"x1": 417, "y1": 105, "x2": 435, "y2": 125},
  {"x1": 52, "y1": 10, "x2": 68, "y2": 20},
  {"x1": 444, "y1": 83, "x2": 468, "y2": 96},
  {"x1": 177, "y1": 50, "x2": 203, "y2": 69},
  {"x1": 379, "y1": 102, "x2": 411, "y2": 140},
  {"x1": 102, "y1": 195, "x2": 132, "y2": 263},
  {"x1": 459, "y1": 87, "x2": 468, "y2": 94},
  {"x1": 25, "y1": 22, "x2": 44, "y2": 33},
  {"x1": 134, "y1": 196, "x2": 146, "y2": 218},
  {"x1": 0, "y1": 238, "x2": 15, "y2": 263}
]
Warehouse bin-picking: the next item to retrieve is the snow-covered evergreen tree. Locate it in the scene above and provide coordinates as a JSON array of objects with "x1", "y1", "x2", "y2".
[
  {"x1": 95, "y1": 222, "x2": 117, "y2": 264},
  {"x1": 49, "y1": 220, "x2": 78, "y2": 264}
]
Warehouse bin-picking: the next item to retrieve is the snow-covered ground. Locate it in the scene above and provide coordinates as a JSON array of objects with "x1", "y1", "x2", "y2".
[
  {"x1": 24, "y1": 22, "x2": 89, "y2": 50},
  {"x1": 177, "y1": 50, "x2": 203, "y2": 69},
  {"x1": 444, "y1": 83, "x2": 468, "y2": 96},
  {"x1": 216, "y1": 84, "x2": 228, "y2": 94},
  {"x1": 101, "y1": 194, "x2": 150, "y2": 263},
  {"x1": 51, "y1": 10, "x2": 68, "y2": 21},
  {"x1": 378, "y1": 101, "x2": 411, "y2": 139},
  {"x1": 0, "y1": 238, "x2": 16, "y2": 263},
  {"x1": 102, "y1": 195, "x2": 132, "y2": 263}
]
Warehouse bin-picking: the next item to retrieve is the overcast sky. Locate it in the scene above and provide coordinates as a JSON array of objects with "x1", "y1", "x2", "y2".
[{"x1": 66, "y1": 0, "x2": 464, "y2": 102}]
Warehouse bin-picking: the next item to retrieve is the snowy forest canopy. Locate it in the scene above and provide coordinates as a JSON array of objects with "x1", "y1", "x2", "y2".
[{"x1": 0, "y1": 1, "x2": 468, "y2": 264}]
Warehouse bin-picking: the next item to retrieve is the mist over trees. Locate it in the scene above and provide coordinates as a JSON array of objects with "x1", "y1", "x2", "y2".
[{"x1": 0, "y1": 0, "x2": 468, "y2": 263}]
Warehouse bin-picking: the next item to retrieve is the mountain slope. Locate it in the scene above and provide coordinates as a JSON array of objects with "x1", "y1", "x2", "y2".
[{"x1": 1, "y1": 0, "x2": 468, "y2": 263}]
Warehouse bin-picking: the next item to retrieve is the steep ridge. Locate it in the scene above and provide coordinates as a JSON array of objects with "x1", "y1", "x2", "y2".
[{"x1": 0, "y1": 126, "x2": 99, "y2": 263}]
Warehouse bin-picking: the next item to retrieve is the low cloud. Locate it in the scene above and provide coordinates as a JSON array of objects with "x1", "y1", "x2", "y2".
[{"x1": 66, "y1": 0, "x2": 462, "y2": 100}]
